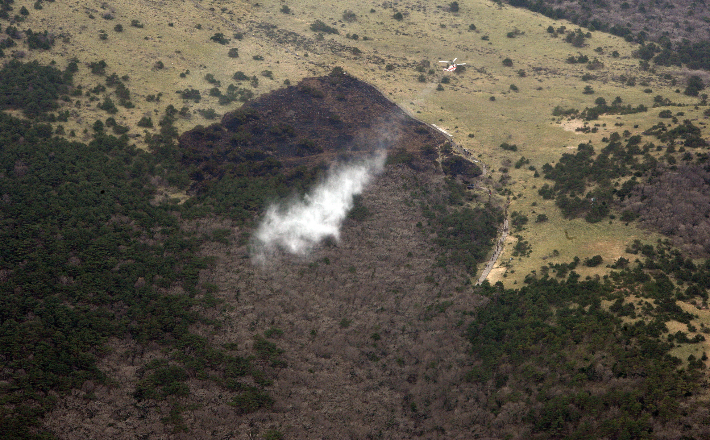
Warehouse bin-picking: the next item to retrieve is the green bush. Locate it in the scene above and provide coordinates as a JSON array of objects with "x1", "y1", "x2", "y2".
[{"x1": 310, "y1": 20, "x2": 339, "y2": 34}]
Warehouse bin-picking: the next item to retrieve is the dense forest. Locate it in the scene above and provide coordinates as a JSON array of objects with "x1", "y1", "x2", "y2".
[
  {"x1": 469, "y1": 240, "x2": 710, "y2": 438},
  {"x1": 0, "y1": 103, "x2": 295, "y2": 436}
]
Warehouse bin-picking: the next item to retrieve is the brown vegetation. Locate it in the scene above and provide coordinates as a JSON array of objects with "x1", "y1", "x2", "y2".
[
  {"x1": 623, "y1": 163, "x2": 710, "y2": 256},
  {"x1": 42, "y1": 70, "x2": 504, "y2": 438}
]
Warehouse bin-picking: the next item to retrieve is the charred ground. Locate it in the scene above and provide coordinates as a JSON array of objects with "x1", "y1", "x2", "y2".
[{"x1": 179, "y1": 71, "x2": 445, "y2": 186}]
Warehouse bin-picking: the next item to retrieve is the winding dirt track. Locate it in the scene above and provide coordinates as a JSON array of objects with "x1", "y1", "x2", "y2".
[
  {"x1": 477, "y1": 210, "x2": 509, "y2": 285},
  {"x1": 420, "y1": 123, "x2": 509, "y2": 285}
]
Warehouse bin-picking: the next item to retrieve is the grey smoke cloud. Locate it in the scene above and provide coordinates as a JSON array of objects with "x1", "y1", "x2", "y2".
[{"x1": 252, "y1": 151, "x2": 386, "y2": 262}]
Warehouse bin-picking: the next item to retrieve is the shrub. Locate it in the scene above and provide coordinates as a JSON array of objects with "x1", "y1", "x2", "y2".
[
  {"x1": 393, "y1": 12, "x2": 404, "y2": 21},
  {"x1": 584, "y1": 255, "x2": 603, "y2": 267},
  {"x1": 343, "y1": 10, "x2": 357, "y2": 22},
  {"x1": 233, "y1": 71, "x2": 249, "y2": 81},
  {"x1": 310, "y1": 20, "x2": 339, "y2": 34},
  {"x1": 228, "y1": 48, "x2": 239, "y2": 58},
  {"x1": 198, "y1": 108, "x2": 218, "y2": 119},
  {"x1": 210, "y1": 33, "x2": 230, "y2": 44},
  {"x1": 177, "y1": 88, "x2": 201, "y2": 102},
  {"x1": 137, "y1": 116, "x2": 153, "y2": 127},
  {"x1": 685, "y1": 75, "x2": 705, "y2": 96},
  {"x1": 98, "y1": 97, "x2": 118, "y2": 114},
  {"x1": 89, "y1": 60, "x2": 107, "y2": 75}
]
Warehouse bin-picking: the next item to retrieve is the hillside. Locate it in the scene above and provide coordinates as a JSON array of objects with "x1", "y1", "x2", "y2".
[
  {"x1": 503, "y1": 0, "x2": 710, "y2": 45},
  {"x1": 4, "y1": 0, "x2": 710, "y2": 438}
]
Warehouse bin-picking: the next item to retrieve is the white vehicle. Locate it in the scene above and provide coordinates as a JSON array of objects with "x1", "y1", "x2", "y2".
[{"x1": 439, "y1": 58, "x2": 466, "y2": 72}]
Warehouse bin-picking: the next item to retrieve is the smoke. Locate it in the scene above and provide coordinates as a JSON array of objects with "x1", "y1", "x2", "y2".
[{"x1": 251, "y1": 151, "x2": 386, "y2": 263}]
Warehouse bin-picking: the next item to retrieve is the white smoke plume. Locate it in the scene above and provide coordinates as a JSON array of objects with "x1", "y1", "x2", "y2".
[{"x1": 251, "y1": 151, "x2": 386, "y2": 263}]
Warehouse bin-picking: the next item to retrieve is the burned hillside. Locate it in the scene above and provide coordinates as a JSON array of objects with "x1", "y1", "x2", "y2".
[
  {"x1": 178, "y1": 70, "x2": 446, "y2": 189},
  {"x1": 41, "y1": 73, "x2": 507, "y2": 438}
]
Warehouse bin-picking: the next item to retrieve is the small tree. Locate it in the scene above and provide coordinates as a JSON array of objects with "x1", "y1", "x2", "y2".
[
  {"x1": 343, "y1": 10, "x2": 357, "y2": 22},
  {"x1": 685, "y1": 75, "x2": 705, "y2": 96},
  {"x1": 310, "y1": 20, "x2": 339, "y2": 34},
  {"x1": 210, "y1": 33, "x2": 230, "y2": 44}
]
